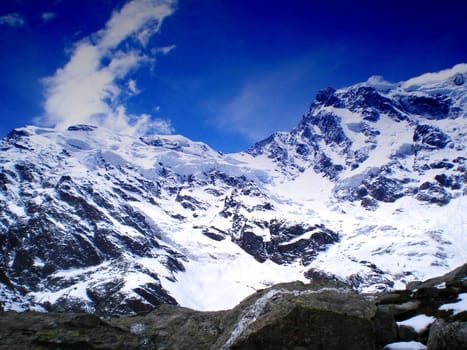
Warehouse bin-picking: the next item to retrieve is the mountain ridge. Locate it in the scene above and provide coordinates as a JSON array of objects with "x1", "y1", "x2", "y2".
[{"x1": 0, "y1": 63, "x2": 466, "y2": 316}]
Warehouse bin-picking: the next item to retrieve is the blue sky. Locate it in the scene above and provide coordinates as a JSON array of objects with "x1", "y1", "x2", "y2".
[{"x1": 0, "y1": 0, "x2": 466, "y2": 152}]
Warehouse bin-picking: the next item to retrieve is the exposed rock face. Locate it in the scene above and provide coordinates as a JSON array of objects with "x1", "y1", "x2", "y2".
[
  {"x1": 223, "y1": 284, "x2": 378, "y2": 350},
  {"x1": 427, "y1": 320, "x2": 467, "y2": 350},
  {"x1": 237, "y1": 223, "x2": 339, "y2": 264},
  {"x1": 0, "y1": 312, "x2": 140, "y2": 350},
  {"x1": 0, "y1": 280, "x2": 381, "y2": 350},
  {"x1": 0, "y1": 264, "x2": 465, "y2": 350},
  {"x1": 0, "y1": 65, "x2": 466, "y2": 315}
]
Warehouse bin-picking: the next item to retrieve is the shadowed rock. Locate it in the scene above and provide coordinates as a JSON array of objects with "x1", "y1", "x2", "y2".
[{"x1": 1, "y1": 264, "x2": 467, "y2": 349}]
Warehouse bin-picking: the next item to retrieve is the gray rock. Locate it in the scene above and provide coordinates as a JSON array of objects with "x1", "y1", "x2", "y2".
[
  {"x1": 0, "y1": 311, "x2": 139, "y2": 350},
  {"x1": 0, "y1": 281, "x2": 385, "y2": 350},
  {"x1": 397, "y1": 325, "x2": 417, "y2": 341},
  {"x1": 427, "y1": 319, "x2": 467, "y2": 350},
  {"x1": 1, "y1": 263, "x2": 466, "y2": 350},
  {"x1": 374, "y1": 307, "x2": 398, "y2": 345},
  {"x1": 218, "y1": 285, "x2": 378, "y2": 350}
]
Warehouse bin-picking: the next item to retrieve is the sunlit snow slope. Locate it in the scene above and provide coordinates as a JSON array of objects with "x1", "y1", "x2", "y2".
[{"x1": 0, "y1": 64, "x2": 466, "y2": 316}]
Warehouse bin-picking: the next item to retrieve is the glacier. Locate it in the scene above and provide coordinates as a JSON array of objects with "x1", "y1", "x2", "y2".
[{"x1": 0, "y1": 63, "x2": 466, "y2": 315}]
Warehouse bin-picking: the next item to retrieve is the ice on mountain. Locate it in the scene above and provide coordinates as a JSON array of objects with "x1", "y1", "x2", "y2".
[
  {"x1": 346, "y1": 122, "x2": 364, "y2": 133},
  {"x1": 402, "y1": 63, "x2": 467, "y2": 91},
  {"x1": 65, "y1": 138, "x2": 93, "y2": 150},
  {"x1": 393, "y1": 143, "x2": 415, "y2": 158},
  {"x1": 7, "y1": 202, "x2": 26, "y2": 218},
  {"x1": 0, "y1": 64, "x2": 465, "y2": 314}
]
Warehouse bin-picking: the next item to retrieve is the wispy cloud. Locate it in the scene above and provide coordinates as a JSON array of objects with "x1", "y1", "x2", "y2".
[
  {"x1": 212, "y1": 60, "x2": 319, "y2": 142},
  {"x1": 39, "y1": 0, "x2": 177, "y2": 137},
  {"x1": 0, "y1": 13, "x2": 25, "y2": 27},
  {"x1": 41, "y1": 12, "x2": 56, "y2": 23},
  {"x1": 153, "y1": 44, "x2": 176, "y2": 55},
  {"x1": 212, "y1": 50, "x2": 347, "y2": 143}
]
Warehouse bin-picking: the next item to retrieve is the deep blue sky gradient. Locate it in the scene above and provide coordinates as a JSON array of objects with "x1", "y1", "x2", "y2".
[{"x1": 0, "y1": 0, "x2": 466, "y2": 152}]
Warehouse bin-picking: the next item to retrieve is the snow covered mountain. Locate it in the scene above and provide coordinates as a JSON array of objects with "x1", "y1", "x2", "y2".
[{"x1": 0, "y1": 64, "x2": 466, "y2": 316}]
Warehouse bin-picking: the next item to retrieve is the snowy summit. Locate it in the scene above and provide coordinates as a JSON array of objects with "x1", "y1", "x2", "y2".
[{"x1": 0, "y1": 64, "x2": 466, "y2": 315}]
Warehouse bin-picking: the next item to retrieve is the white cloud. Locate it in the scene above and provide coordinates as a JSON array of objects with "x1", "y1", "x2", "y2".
[
  {"x1": 213, "y1": 60, "x2": 320, "y2": 142},
  {"x1": 0, "y1": 13, "x2": 25, "y2": 27},
  {"x1": 128, "y1": 79, "x2": 139, "y2": 94},
  {"x1": 403, "y1": 63, "x2": 467, "y2": 89},
  {"x1": 40, "y1": 0, "x2": 177, "y2": 137},
  {"x1": 101, "y1": 106, "x2": 174, "y2": 136},
  {"x1": 154, "y1": 44, "x2": 176, "y2": 54},
  {"x1": 98, "y1": 0, "x2": 174, "y2": 50},
  {"x1": 41, "y1": 12, "x2": 56, "y2": 23}
]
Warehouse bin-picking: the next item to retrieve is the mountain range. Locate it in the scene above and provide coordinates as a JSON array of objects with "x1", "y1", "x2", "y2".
[{"x1": 0, "y1": 63, "x2": 466, "y2": 317}]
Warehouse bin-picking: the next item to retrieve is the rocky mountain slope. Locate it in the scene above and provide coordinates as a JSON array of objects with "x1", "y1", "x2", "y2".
[
  {"x1": 1, "y1": 263, "x2": 466, "y2": 350},
  {"x1": 0, "y1": 64, "x2": 466, "y2": 316}
]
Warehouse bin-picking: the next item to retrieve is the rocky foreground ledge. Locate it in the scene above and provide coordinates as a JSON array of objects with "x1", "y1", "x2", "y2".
[{"x1": 1, "y1": 264, "x2": 466, "y2": 350}]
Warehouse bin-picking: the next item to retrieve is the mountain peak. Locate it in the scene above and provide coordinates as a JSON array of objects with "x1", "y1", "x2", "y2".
[{"x1": 1, "y1": 65, "x2": 466, "y2": 316}]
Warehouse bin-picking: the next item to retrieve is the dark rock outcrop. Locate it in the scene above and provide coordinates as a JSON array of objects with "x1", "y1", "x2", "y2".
[
  {"x1": 427, "y1": 320, "x2": 467, "y2": 350},
  {"x1": 399, "y1": 94, "x2": 451, "y2": 120},
  {"x1": 0, "y1": 280, "x2": 382, "y2": 350},
  {"x1": 235, "y1": 222, "x2": 339, "y2": 265},
  {"x1": 1, "y1": 264, "x2": 465, "y2": 349},
  {"x1": 0, "y1": 312, "x2": 140, "y2": 350},
  {"x1": 223, "y1": 283, "x2": 378, "y2": 350},
  {"x1": 413, "y1": 124, "x2": 452, "y2": 149}
]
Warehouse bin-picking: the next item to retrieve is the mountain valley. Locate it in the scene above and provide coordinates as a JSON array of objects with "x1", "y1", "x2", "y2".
[{"x1": 0, "y1": 64, "x2": 466, "y2": 317}]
